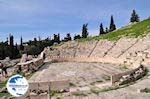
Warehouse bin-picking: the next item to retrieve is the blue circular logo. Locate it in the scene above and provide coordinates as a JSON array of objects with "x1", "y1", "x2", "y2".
[{"x1": 6, "y1": 74, "x2": 29, "y2": 97}]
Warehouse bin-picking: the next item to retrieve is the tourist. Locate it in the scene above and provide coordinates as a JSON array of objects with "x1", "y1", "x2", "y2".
[
  {"x1": 0, "y1": 62, "x2": 8, "y2": 77},
  {"x1": 0, "y1": 62, "x2": 3, "y2": 75}
]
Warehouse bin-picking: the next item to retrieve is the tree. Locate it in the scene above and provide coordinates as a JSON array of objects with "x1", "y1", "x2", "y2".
[
  {"x1": 0, "y1": 42, "x2": 5, "y2": 59},
  {"x1": 57, "y1": 33, "x2": 60, "y2": 44},
  {"x1": 74, "y1": 34, "x2": 81, "y2": 40},
  {"x1": 53, "y1": 34, "x2": 60, "y2": 44},
  {"x1": 105, "y1": 27, "x2": 109, "y2": 33},
  {"x1": 26, "y1": 45, "x2": 41, "y2": 55},
  {"x1": 20, "y1": 36, "x2": 24, "y2": 50},
  {"x1": 14, "y1": 43, "x2": 20, "y2": 58},
  {"x1": 99, "y1": 23, "x2": 104, "y2": 35},
  {"x1": 109, "y1": 15, "x2": 116, "y2": 32},
  {"x1": 63, "y1": 33, "x2": 72, "y2": 42},
  {"x1": 9, "y1": 34, "x2": 14, "y2": 58},
  {"x1": 66, "y1": 33, "x2": 72, "y2": 41},
  {"x1": 82, "y1": 23, "x2": 88, "y2": 38},
  {"x1": 130, "y1": 10, "x2": 140, "y2": 22},
  {"x1": 6, "y1": 37, "x2": 8, "y2": 45},
  {"x1": 33, "y1": 37, "x2": 37, "y2": 45},
  {"x1": 38, "y1": 36, "x2": 41, "y2": 41}
]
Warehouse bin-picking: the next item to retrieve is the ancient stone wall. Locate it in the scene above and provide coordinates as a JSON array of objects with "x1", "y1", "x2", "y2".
[
  {"x1": 28, "y1": 80, "x2": 69, "y2": 99},
  {"x1": 111, "y1": 65, "x2": 147, "y2": 85},
  {"x1": 15, "y1": 58, "x2": 44, "y2": 75}
]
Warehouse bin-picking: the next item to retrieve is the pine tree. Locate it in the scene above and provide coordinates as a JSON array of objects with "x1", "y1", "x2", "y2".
[
  {"x1": 130, "y1": 10, "x2": 140, "y2": 22},
  {"x1": 99, "y1": 23, "x2": 104, "y2": 35},
  {"x1": 109, "y1": 15, "x2": 116, "y2": 32},
  {"x1": 65, "y1": 33, "x2": 72, "y2": 41},
  {"x1": 20, "y1": 36, "x2": 24, "y2": 50},
  {"x1": 105, "y1": 27, "x2": 109, "y2": 33},
  {"x1": 82, "y1": 23, "x2": 88, "y2": 38},
  {"x1": 74, "y1": 34, "x2": 81, "y2": 40}
]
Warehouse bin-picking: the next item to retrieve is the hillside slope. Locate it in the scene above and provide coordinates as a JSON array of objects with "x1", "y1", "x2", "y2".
[{"x1": 78, "y1": 18, "x2": 150, "y2": 41}]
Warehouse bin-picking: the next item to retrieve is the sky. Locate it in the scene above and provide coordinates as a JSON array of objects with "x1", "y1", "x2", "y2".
[{"x1": 0, "y1": 0, "x2": 149, "y2": 43}]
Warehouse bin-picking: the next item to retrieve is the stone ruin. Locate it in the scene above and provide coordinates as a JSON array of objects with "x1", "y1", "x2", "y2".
[
  {"x1": 109, "y1": 50, "x2": 150, "y2": 85},
  {"x1": 14, "y1": 35, "x2": 150, "y2": 98},
  {"x1": 111, "y1": 65, "x2": 147, "y2": 85},
  {"x1": 25, "y1": 80, "x2": 69, "y2": 99},
  {"x1": 15, "y1": 54, "x2": 44, "y2": 75},
  {"x1": 124, "y1": 50, "x2": 150, "y2": 68}
]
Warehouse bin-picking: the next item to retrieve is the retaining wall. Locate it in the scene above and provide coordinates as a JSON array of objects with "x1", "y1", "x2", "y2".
[
  {"x1": 111, "y1": 65, "x2": 147, "y2": 85},
  {"x1": 15, "y1": 58, "x2": 44, "y2": 74}
]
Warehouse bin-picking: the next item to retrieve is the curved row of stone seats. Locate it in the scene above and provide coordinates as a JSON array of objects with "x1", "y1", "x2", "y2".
[
  {"x1": 90, "y1": 40, "x2": 115, "y2": 57},
  {"x1": 48, "y1": 56, "x2": 124, "y2": 64},
  {"x1": 124, "y1": 50, "x2": 150, "y2": 67},
  {"x1": 43, "y1": 34, "x2": 150, "y2": 61},
  {"x1": 76, "y1": 41, "x2": 97, "y2": 57},
  {"x1": 105, "y1": 38, "x2": 138, "y2": 58},
  {"x1": 43, "y1": 47, "x2": 60, "y2": 58},
  {"x1": 58, "y1": 41, "x2": 78, "y2": 57},
  {"x1": 15, "y1": 57, "x2": 44, "y2": 75},
  {"x1": 120, "y1": 36, "x2": 150, "y2": 58}
]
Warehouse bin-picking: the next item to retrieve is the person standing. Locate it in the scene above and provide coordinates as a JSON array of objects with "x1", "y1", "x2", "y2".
[
  {"x1": 0, "y1": 62, "x2": 2, "y2": 82},
  {"x1": 0, "y1": 62, "x2": 8, "y2": 77},
  {"x1": 0, "y1": 62, "x2": 4, "y2": 76}
]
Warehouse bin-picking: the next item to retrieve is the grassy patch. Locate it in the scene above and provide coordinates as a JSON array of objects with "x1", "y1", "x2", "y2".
[
  {"x1": 0, "y1": 93, "x2": 10, "y2": 97},
  {"x1": 0, "y1": 80, "x2": 10, "y2": 98},
  {"x1": 0, "y1": 80, "x2": 7, "y2": 89}
]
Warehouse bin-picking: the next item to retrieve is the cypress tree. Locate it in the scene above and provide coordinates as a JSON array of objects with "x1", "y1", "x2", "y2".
[
  {"x1": 82, "y1": 23, "x2": 88, "y2": 38},
  {"x1": 9, "y1": 34, "x2": 14, "y2": 58},
  {"x1": 53, "y1": 34, "x2": 60, "y2": 44},
  {"x1": 20, "y1": 36, "x2": 24, "y2": 50},
  {"x1": 33, "y1": 37, "x2": 37, "y2": 46},
  {"x1": 99, "y1": 23, "x2": 104, "y2": 35},
  {"x1": 130, "y1": 10, "x2": 140, "y2": 22},
  {"x1": 53, "y1": 34, "x2": 57, "y2": 43},
  {"x1": 57, "y1": 33, "x2": 60, "y2": 44},
  {"x1": 14, "y1": 43, "x2": 19, "y2": 58},
  {"x1": 109, "y1": 15, "x2": 116, "y2": 32}
]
